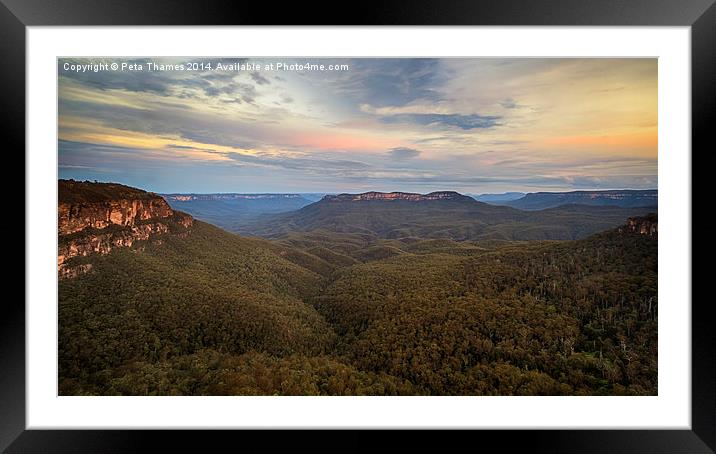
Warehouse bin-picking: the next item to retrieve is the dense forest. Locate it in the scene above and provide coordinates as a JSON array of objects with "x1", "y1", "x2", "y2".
[{"x1": 59, "y1": 216, "x2": 657, "y2": 395}]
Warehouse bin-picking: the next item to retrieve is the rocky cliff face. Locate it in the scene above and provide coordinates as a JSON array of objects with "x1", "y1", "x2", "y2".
[
  {"x1": 323, "y1": 191, "x2": 471, "y2": 202},
  {"x1": 59, "y1": 198, "x2": 175, "y2": 235},
  {"x1": 619, "y1": 214, "x2": 657, "y2": 237},
  {"x1": 58, "y1": 180, "x2": 193, "y2": 278}
]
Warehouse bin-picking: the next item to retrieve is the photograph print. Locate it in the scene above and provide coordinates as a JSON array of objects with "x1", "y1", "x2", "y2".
[{"x1": 57, "y1": 57, "x2": 658, "y2": 396}]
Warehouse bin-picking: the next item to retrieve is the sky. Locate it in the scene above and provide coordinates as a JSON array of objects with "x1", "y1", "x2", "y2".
[{"x1": 58, "y1": 58, "x2": 657, "y2": 194}]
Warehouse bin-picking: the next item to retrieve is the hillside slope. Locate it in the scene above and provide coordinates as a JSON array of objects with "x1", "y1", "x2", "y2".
[
  {"x1": 58, "y1": 182, "x2": 376, "y2": 395},
  {"x1": 238, "y1": 191, "x2": 655, "y2": 241},
  {"x1": 58, "y1": 182, "x2": 658, "y2": 396},
  {"x1": 311, "y1": 221, "x2": 657, "y2": 395},
  {"x1": 58, "y1": 220, "x2": 347, "y2": 394}
]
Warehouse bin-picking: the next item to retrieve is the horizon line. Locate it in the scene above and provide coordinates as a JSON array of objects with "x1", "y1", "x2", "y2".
[{"x1": 59, "y1": 179, "x2": 658, "y2": 196}]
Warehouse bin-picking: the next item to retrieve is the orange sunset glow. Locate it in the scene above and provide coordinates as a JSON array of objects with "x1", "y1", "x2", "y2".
[{"x1": 58, "y1": 58, "x2": 657, "y2": 193}]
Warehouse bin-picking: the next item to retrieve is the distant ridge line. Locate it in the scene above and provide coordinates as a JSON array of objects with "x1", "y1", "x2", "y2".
[
  {"x1": 162, "y1": 193, "x2": 306, "y2": 201},
  {"x1": 525, "y1": 189, "x2": 657, "y2": 195},
  {"x1": 322, "y1": 191, "x2": 472, "y2": 202}
]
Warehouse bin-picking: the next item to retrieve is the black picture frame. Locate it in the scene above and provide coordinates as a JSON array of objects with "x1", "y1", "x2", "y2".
[{"x1": 4, "y1": 0, "x2": 713, "y2": 451}]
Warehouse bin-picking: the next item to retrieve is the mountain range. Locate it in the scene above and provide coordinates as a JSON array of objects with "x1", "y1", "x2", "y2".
[
  {"x1": 161, "y1": 189, "x2": 657, "y2": 234},
  {"x1": 484, "y1": 189, "x2": 658, "y2": 210},
  {"x1": 162, "y1": 193, "x2": 317, "y2": 231},
  {"x1": 57, "y1": 180, "x2": 658, "y2": 396},
  {"x1": 236, "y1": 190, "x2": 655, "y2": 241}
]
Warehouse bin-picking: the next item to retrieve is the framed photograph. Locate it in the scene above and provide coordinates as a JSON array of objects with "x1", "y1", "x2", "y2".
[{"x1": 6, "y1": 0, "x2": 713, "y2": 451}]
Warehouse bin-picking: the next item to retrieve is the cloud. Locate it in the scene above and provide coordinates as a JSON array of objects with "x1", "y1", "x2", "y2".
[
  {"x1": 388, "y1": 147, "x2": 421, "y2": 160},
  {"x1": 201, "y1": 82, "x2": 257, "y2": 101},
  {"x1": 227, "y1": 152, "x2": 372, "y2": 174},
  {"x1": 331, "y1": 173, "x2": 658, "y2": 191},
  {"x1": 59, "y1": 139, "x2": 147, "y2": 155},
  {"x1": 325, "y1": 59, "x2": 443, "y2": 108},
  {"x1": 58, "y1": 97, "x2": 266, "y2": 150},
  {"x1": 165, "y1": 144, "x2": 216, "y2": 153},
  {"x1": 499, "y1": 98, "x2": 519, "y2": 109},
  {"x1": 250, "y1": 71, "x2": 271, "y2": 85},
  {"x1": 380, "y1": 113, "x2": 501, "y2": 130},
  {"x1": 58, "y1": 57, "x2": 657, "y2": 193}
]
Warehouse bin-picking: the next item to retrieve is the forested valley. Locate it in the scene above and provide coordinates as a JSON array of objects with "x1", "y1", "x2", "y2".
[{"x1": 59, "y1": 215, "x2": 657, "y2": 396}]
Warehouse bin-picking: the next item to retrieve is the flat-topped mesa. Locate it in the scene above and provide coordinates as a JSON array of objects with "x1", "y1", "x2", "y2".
[
  {"x1": 58, "y1": 180, "x2": 193, "y2": 278},
  {"x1": 322, "y1": 191, "x2": 472, "y2": 202}
]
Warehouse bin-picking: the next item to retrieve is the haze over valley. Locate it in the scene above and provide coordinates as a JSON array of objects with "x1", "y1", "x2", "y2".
[{"x1": 162, "y1": 188, "x2": 657, "y2": 234}]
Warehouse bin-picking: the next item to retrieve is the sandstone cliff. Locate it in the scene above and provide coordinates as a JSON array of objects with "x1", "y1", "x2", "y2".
[
  {"x1": 58, "y1": 180, "x2": 193, "y2": 278},
  {"x1": 58, "y1": 198, "x2": 174, "y2": 235},
  {"x1": 619, "y1": 213, "x2": 657, "y2": 237}
]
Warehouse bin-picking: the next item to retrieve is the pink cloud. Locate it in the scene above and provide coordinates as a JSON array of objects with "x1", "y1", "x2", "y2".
[{"x1": 289, "y1": 132, "x2": 401, "y2": 151}]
